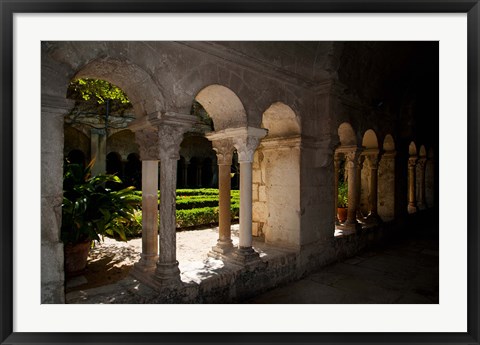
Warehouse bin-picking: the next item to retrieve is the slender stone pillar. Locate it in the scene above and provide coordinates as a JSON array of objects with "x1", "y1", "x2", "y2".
[
  {"x1": 378, "y1": 150, "x2": 396, "y2": 221},
  {"x1": 365, "y1": 153, "x2": 381, "y2": 224},
  {"x1": 91, "y1": 128, "x2": 107, "y2": 176},
  {"x1": 334, "y1": 154, "x2": 341, "y2": 225},
  {"x1": 155, "y1": 125, "x2": 188, "y2": 285},
  {"x1": 344, "y1": 149, "x2": 362, "y2": 233},
  {"x1": 417, "y1": 157, "x2": 427, "y2": 210},
  {"x1": 356, "y1": 155, "x2": 366, "y2": 223},
  {"x1": 132, "y1": 128, "x2": 160, "y2": 273},
  {"x1": 232, "y1": 128, "x2": 267, "y2": 263},
  {"x1": 211, "y1": 139, "x2": 234, "y2": 254},
  {"x1": 129, "y1": 112, "x2": 196, "y2": 288},
  {"x1": 408, "y1": 156, "x2": 418, "y2": 214}
]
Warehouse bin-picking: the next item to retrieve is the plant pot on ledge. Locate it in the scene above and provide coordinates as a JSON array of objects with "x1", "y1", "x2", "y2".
[
  {"x1": 64, "y1": 241, "x2": 91, "y2": 277},
  {"x1": 337, "y1": 207, "x2": 348, "y2": 223},
  {"x1": 61, "y1": 161, "x2": 141, "y2": 278}
]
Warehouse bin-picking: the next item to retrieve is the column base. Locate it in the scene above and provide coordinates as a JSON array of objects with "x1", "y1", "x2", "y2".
[
  {"x1": 408, "y1": 204, "x2": 417, "y2": 214},
  {"x1": 130, "y1": 263, "x2": 182, "y2": 292},
  {"x1": 154, "y1": 261, "x2": 182, "y2": 286},
  {"x1": 211, "y1": 240, "x2": 234, "y2": 255},
  {"x1": 132, "y1": 254, "x2": 158, "y2": 272},
  {"x1": 231, "y1": 246, "x2": 264, "y2": 266}
]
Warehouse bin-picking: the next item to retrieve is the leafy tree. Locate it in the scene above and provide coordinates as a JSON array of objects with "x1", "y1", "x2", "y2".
[
  {"x1": 68, "y1": 78, "x2": 130, "y2": 104},
  {"x1": 67, "y1": 78, "x2": 132, "y2": 116}
]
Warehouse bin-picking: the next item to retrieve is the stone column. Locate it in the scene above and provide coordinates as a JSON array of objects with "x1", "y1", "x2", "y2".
[
  {"x1": 344, "y1": 149, "x2": 362, "y2": 233},
  {"x1": 211, "y1": 139, "x2": 234, "y2": 254},
  {"x1": 334, "y1": 154, "x2": 341, "y2": 225},
  {"x1": 155, "y1": 125, "x2": 188, "y2": 285},
  {"x1": 356, "y1": 154, "x2": 366, "y2": 223},
  {"x1": 132, "y1": 128, "x2": 159, "y2": 273},
  {"x1": 232, "y1": 128, "x2": 267, "y2": 263},
  {"x1": 41, "y1": 95, "x2": 74, "y2": 304},
  {"x1": 365, "y1": 153, "x2": 381, "y2": 224},
  {"x1": 378, "y1": 150, "x2": 396, "y2": 221},
  {"x1": 417, "y1": 157, "x2": 427, "y2": 210},
  {"x1": 408, "y1": 156, "x2": 418, "y2": 214},
  {"x1": 90, "y1": 128, "x2": 107, "y2": 176},
  {"x1": 128, "y1": 112, "x2": 196, "y2": 288}
]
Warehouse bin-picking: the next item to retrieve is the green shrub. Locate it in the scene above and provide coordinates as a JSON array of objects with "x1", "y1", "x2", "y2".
[{"x1": 122, "y1": 188, "x2": 240, "y2": 235}]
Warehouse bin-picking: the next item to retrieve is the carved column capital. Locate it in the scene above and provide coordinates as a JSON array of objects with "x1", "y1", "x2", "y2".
[
  {"x1": 345, "y1": 149, "x2": 362, "y2": 169},
  {"x1": 212, "y1": 139, "x2": 234, "y2": 165},
  {"x1": 135, "y1": 128, "x2": 160, "y2": 161},
  {"x1": 233, "y1": 135, "x2": 263, "y2": 163},
  {"x1": 158, "y1": 125, "x2": 187, "y2": 161},
  {"x1": 417, "y1": 157, "x2": 427, "y2": 169},
  {"x1": 408, "y1": 156, "x2": 418, "y2": 168},
  {"x1": 366, "y1": 154, "x2": 380, "y2": 170}
]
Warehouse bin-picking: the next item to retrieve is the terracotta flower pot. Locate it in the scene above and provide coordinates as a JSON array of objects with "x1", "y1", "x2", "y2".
[
  {"x1": 337, "y1": 207, "x2": 348, "y2": 223},
  {"x1": 64, "y1": 241, "x2": 91, "y2": 276}
]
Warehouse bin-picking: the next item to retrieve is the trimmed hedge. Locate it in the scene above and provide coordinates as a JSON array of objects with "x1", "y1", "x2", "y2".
[
  {"x1": 123, "y1": 189, "x2": 240, "y2": 236},
  {"x1": 176, "y1": 203, "x2": 240, "y2": 228}
]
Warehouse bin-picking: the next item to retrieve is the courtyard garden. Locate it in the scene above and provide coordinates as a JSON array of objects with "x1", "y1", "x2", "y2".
[{"x1": 123, "y1": 188, "x2": 240, "y2": 239}]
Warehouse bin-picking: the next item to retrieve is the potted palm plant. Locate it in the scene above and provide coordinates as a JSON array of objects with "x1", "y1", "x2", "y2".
[
  {"x1": 337, "y1": 181, "x2": 348, "y2": 223},
  {"x1": 61, "y1": 161, "x2": 140, "y2": 276}
]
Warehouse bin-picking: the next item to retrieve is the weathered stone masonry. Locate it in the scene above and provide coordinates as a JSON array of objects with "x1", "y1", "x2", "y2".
[{"x1": 41, "y1": 41, "x2": 438, "y2": 303}]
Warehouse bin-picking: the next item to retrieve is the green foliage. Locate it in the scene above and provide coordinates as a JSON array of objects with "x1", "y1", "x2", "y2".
[
  {"x1": 337, "y1": 181, "x2": 348, "y2": 208},
  {"x1": 68, "y1": 78, "x2": 130, "y2": 105},
  {"x1": 66, "y1": 78, "x2": 133, "y2": 117},
  {"x1": 176, "y1": 203, "x2": 239, "y2": 228},
  {"x1": 61, "y1": 162, "x2": 141, "y2": 244}
]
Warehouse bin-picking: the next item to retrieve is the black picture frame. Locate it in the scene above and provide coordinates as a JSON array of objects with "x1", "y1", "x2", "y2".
[{"x1": 1, "y1": 1, "x2": 479, "y2": 344}]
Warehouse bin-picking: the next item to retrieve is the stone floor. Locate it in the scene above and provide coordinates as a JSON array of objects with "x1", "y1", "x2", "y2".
[
  {"x1": 65, "y1": 225, "x2": 439, "y2": 304},
  {"x1": 246, "y1": 237, "x2": 439, "y2": 304}
]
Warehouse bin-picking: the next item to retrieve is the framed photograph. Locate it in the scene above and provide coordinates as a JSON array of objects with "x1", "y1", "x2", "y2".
[{"x1": 1, "y1": 1, "x2": 479, "y2": 344}]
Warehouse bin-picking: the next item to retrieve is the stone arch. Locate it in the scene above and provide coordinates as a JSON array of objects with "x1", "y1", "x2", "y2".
[
  {"x1": 409, "y1": 141, "x2": 417, "y2": 156},
  {"x1": 378, "y1": 134, "x2": 396, "y2": 221},
  {"x1": 261, "y1": 102, "x2": 301, "y2": 138},
  {"x1": 383, "y1": 134, "x2": 396, "y2": 152},
  {"x1": 419, "y1": 145, "x2": 427, "y2": 157},
  {"x1": 66, "y1": 149, "x2": 86, "y2": 168},
  {"x1": 72, "y1": 57, "x2": 165, "y2": 117},
  {"x1": 124, "y1": 153, "x2": 141, "y2": 189},
  {"x1": 362, "y1": 129, "x2": 379, "y2": 149},
  {"x1": 338, "y1": 122, "x2": 357, "y2": 147},
  {"x1": 195, "y1": 84, "x2": 248, "y2": 131}
]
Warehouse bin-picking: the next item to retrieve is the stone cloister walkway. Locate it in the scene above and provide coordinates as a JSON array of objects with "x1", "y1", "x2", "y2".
[
  {"x1": 247, "y1": 236, "x2": 439, "y2": 304},
  {"x1": 65, "y1": 224, "x2": 438, "y2": 304}
]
